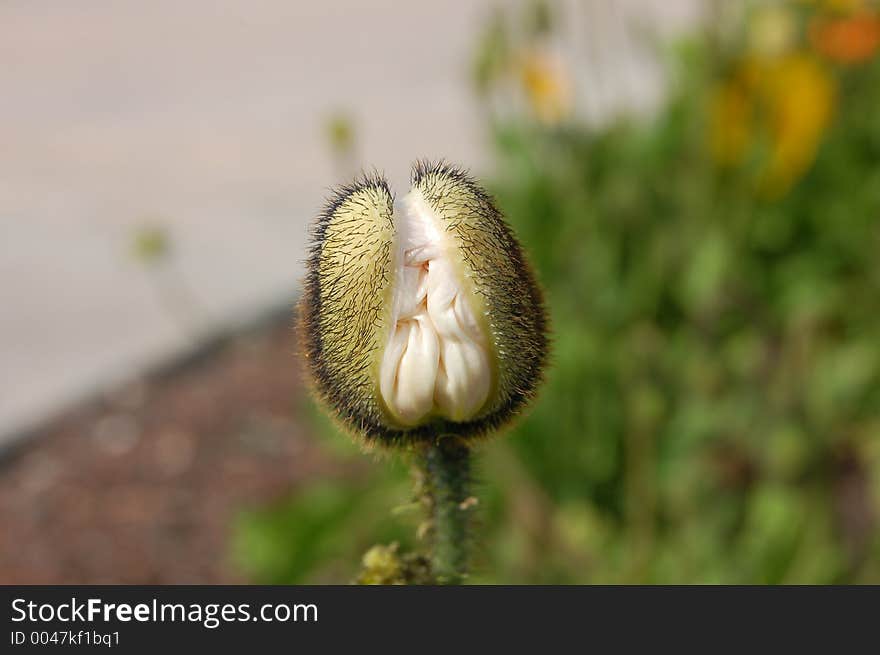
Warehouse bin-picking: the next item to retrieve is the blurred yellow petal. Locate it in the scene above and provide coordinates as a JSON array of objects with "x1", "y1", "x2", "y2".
[
  {"x1": 519, "y1": 48, "x2": 573, "y2": 125},
  {"x1": 761, "y1": 54, "x2": 837, "y2": 196}
]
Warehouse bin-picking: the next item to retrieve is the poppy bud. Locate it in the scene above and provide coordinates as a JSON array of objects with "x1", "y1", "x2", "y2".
[{"x1": 299, "y1": 161, "x2": 548, "y2": 446}]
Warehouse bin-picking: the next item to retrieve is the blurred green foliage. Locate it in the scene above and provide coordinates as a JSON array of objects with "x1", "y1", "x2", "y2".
[{"x1": 235, "y1": 1, "x2": 880, "y2": 583}]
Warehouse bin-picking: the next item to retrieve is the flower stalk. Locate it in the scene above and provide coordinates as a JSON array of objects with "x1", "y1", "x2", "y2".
[{"x1": 419, "y1": 435, "x2": 474, "y2": 584}]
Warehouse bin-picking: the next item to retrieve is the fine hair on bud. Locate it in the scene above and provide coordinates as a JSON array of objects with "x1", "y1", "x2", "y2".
[{"x1": 299, "y1": 161, "x2": 549, "y2": 448}]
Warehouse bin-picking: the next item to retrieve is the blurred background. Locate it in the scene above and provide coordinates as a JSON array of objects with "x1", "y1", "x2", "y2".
[{"x1": 1, "y1": 0, "x2": 878, "y2": 583}]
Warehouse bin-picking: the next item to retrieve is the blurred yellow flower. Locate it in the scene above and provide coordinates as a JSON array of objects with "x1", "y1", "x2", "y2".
[
  {"x1": 709, "y1": 53, "x2": 836, "y2": 196},
  {"x1": 519, "y1": 48, "x2": 573, "y2": 125}
]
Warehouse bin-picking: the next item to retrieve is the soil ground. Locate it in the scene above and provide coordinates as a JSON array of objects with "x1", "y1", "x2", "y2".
[{"x1": 0, "y1": 318, "x2": 357, "y2": 583}]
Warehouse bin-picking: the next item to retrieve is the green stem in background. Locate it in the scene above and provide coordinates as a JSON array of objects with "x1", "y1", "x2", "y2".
[{"x1": 419, "y1": 435, "x2": 474, "y2": 585}]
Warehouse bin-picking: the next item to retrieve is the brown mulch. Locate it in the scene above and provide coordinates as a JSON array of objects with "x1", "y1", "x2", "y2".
[{"x1": 0, "y1": 318, "x2": 355, "y2": 584}]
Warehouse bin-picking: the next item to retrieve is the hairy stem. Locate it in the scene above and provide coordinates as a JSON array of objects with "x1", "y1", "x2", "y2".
[{"x1": 419, "y1": 436, "x2": 473, "y2": 584}]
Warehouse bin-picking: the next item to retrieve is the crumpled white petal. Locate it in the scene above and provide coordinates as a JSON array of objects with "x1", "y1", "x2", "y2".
[
  {"x1": 379, "y1": 190, "x2": 492, "y2": 426},
  {"x1": 380, "y1": 314, "x2": 439, "y2": 425}
]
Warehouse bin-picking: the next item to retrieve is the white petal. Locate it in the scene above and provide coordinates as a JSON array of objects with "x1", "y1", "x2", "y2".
[
  {"x1": 435, "y1": 336, "x2": 491, "y2": 421},
  {"x1": 453, "y1": 289, "x2": 486, "y2": 344},
  {"x1": 426, "y1": 258, "x2": 459, "y2": 319},
  {"x1": 394, "y1": 264, "x2": 427, "y2": 320},
  {"x1": 380, "y1": 315, "x2": 439, "y2": 425}
]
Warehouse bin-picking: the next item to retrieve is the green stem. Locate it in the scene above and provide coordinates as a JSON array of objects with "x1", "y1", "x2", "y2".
[{"x1": 419, "y1": 435, "x2": 473, "y2": 584}]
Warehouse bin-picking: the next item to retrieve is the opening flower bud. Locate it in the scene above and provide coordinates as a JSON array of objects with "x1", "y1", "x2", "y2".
[{"x1": 300, "y1": 161, "x2": 548, "y2": 446}]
